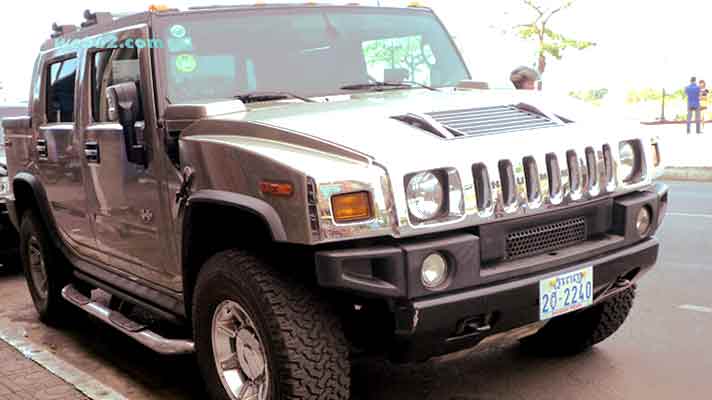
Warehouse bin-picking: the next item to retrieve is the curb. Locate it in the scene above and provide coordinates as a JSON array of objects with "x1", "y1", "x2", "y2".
[
  {"x1": 661, "y1": 166, "x2": 712, "y2": 182},
  {"x1": 0, "y1": 318, "x2": 127, "y2": 400}
]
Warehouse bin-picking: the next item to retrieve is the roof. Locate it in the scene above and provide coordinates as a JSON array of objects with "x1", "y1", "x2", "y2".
[{"x1": 41, "y1": 3, "x2": 431, "y2": 51}]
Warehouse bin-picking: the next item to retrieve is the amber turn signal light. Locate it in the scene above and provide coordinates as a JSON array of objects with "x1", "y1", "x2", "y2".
[
  {"x1": 332, "y1": 191, "x2": 372, "y2": 222},
  {"x1": 260, "y1": 181, "x2": 293, "y2": 197}
]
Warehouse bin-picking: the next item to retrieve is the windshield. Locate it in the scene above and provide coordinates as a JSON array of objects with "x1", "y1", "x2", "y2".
[{"x1": 156, "y1": 7, "x2": 470, "y2": 103}]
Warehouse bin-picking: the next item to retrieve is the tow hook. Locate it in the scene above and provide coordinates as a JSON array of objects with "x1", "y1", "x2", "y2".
[
  {"x1": 449, "y1": 314, "x2": 494, "y2": 341},
  {"x1": 614, "y1": 278, "x2": 632, "y2": 289}
]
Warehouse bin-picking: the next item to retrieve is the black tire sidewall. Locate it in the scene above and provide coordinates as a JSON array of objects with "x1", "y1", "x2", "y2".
[
  {"x1": 194, "y1": 267, "x2": 279, "y2": 400},
  {"x1": 19, "y1": 210, "x2": 67, "y2": 322}
]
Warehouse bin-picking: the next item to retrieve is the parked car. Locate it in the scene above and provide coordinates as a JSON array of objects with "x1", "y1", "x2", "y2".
[
  {"x1": 2, "y1": 4, "x2": 668, "y2": 399},
  {"x1": 0, "y1": 103, "x2": 26, "y2": 267}
]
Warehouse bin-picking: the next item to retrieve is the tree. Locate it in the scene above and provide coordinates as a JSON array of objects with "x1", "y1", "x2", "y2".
[
  {"x1": 362, "y1": 37, "x2": 432, "y2": 84},
  {"x1": 514, "y1": 0, "x2": 595, "y2": 89}
]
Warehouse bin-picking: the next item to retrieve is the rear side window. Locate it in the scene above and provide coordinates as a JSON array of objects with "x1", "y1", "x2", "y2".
[
  {"x1": 46, "y1": 57, "x2": 77, "y2": 123},
  {"x1": 91, "y1": 48, "x2": 141, "y2": 122}
]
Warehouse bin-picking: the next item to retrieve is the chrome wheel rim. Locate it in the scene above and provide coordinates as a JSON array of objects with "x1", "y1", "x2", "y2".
[
  {"x1": 211, "y1": 300, "x2": 269, "y2": 400},
  {"x1": 27, "y1": 236, "x2": 48, "y2": 301}
]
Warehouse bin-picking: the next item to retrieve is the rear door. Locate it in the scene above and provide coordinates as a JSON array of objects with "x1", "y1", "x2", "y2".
[{"x1": 37, "y1": 51, "x2": 97, "y2": 254}]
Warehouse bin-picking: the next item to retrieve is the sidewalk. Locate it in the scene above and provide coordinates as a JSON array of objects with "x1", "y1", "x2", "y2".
[
  {"x1": 641, "y1": 123, "x2": 712, "y2": 180},
  {"x1": 0, "y1": 339, "x2": 87, "y2": 400}
]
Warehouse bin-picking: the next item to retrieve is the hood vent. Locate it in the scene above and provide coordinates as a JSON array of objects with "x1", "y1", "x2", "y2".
[{"x1": 424, "y1": 105, "x2": 560, "y2": 138}]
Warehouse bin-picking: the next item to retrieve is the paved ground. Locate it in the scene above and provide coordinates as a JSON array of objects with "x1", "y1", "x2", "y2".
[
  {"x1": 644, "y1": 123, "x2": 712, "y2": 168},
  {"x1": 0, "y1": 341, "x2": 86, "y2": 400},
  {"x1": 0, "y1": 180, "x2": 710, "y2": 399}
]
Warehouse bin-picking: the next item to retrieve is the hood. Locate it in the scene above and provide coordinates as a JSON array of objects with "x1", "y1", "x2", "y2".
[{"x1": 193, "y1": 89, "x2": 638, "y2": 173}]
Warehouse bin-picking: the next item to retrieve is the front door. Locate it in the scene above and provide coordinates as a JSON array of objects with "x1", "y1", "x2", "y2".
[{"x1": 82, "y1": 27, "x2": 179, "y2": 290}]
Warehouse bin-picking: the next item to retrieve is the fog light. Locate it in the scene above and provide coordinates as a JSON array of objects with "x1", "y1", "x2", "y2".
[
  {"x1": 421, "y1": 253, "x2": 449, "y2": 289},
  {"x1": 636, "y1": 206, "x2": 652, "y2": 236}
]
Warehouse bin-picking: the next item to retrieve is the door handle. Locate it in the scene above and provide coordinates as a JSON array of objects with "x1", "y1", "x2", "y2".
[
  {"x1": 84, "y1": 141, "x2": 100, "y2": 164},
  {"x1": 36, "y1": 139, "x2": 48, "y2": 160}
]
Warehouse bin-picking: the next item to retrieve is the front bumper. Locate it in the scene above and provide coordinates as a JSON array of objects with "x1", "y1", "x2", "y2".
[
  {"x1": 315, "y1": 184, "x2": 668, "y2": 361},
  {"x1": 392, "y1": 237, "x2": 657, "y2": 361}
]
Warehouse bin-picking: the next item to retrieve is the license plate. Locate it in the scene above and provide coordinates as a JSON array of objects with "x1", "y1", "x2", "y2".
[{"x1": 539, "y1": 266, "x2": 594, "y2": 320}]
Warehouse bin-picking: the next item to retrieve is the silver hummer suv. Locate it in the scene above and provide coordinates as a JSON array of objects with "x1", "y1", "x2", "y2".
[{"x1": 2, "y1": 4, "x2": 669, "y2": 399}]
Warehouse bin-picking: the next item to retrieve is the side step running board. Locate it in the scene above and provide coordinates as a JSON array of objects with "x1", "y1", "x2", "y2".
[{"x1": 61, "y1": 285, "x2": 195, "y2": 355}]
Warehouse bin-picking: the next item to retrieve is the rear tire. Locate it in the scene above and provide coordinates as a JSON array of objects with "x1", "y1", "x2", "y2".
[
  {"x1": 19, "y1": 209, "x2": 72, "y2": 326},
  {"x1": 522, "y1": 287, "x2": 635, "y2": 355},
  {"x1": 193, "y1": 250, "x2": 350, "y2": 400}
]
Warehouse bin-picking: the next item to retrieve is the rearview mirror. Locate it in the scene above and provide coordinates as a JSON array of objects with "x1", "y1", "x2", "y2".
[{"x1": 106, "y1": 82, "x2": 146, "y2": 166}]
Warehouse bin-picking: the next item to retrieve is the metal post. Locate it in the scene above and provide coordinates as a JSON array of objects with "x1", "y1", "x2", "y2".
[{"x1": 659, "y1": 88, "x2": 666, "y2": 121}]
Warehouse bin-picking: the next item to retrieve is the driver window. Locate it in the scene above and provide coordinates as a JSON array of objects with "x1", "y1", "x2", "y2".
[
  {"x1": 361, "y1": 35, "x2": 435, "y2": 85},
  {"x1": 91, "y1": 48, "x2": 141, "y2": 122}
]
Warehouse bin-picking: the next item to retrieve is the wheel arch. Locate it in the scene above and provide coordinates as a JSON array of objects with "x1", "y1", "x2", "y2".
[
  {"x1": 181, "y1": 190, "x2": 287, "y2": 319},
  {"x1": 12, "y1": 172, "x2": 61, "y2": 246}
]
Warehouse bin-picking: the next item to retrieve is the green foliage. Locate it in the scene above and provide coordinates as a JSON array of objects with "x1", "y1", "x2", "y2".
[
  {"x1": 625, "y1": 88, "x2": 685, "y2": 104},
  {"x1": 362, "y1": 36, "x2": 432, "y2": 83},
  {"x1": 513, "y1": 0, "x2": 595, "y2": 87},
  {"x1": 569, "y1": 88, "x2": 608, "y2": 105}
]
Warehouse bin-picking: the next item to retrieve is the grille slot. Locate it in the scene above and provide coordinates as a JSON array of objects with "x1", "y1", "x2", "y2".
[
  {"x1": 472, "y1": 163, "x2": 492, "y2": 211},
  {"x1": 566, "y1": 150, "x2": 581, "y2": 193},
  {"x1": 585, "y1": 147, "x2": 598, "y2": 189},
  {"x1": 603, "y1": 144, "x2": 614, "y2": 185},
  {"x1": 427, "y1": 105, "x2": 560, "y2": 137},
  {"x1": 522, "y1": 156, "x2": 540, "y2": 203},
  {"x1": 546, "y1": 153, "x2": 561, "y2": 198},
  {"x1": 506, "y1": 217, "x2": 587, "y2": 260},
  {"x1": 498, "y1": 159, "x2": 516, "y2": 207}
]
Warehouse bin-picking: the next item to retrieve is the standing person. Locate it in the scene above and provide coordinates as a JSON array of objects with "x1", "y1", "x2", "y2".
[
  {"x1": 685, "y1": 76, "x2": 701, "y2": 134},
  {"x1": 510, "y1": 66, "x2": 540, "y2": 90},
  {"x1": 700, "y1": 80, "x2": 709, "y2": 130}
]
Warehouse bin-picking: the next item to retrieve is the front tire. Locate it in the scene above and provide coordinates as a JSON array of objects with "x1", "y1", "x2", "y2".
[
  {"x1": 193, "y1": 250, "x2": 350, "y2": 400},
  {"x1": 19, "y1": 209, "x2": 72, "y2": 325},
  {"x1": 522, "y1": 287, "x2": 635, "y2": 355}
]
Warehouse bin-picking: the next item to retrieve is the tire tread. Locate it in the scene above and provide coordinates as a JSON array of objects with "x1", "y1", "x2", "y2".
[{"x1": 193, "y1": 250, "x2": 350, "y2": 400}]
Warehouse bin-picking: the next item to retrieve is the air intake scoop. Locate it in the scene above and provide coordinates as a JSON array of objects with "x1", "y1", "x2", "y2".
[{"x1": 394, "y1": 104, "x2": 562, "y2": 139}]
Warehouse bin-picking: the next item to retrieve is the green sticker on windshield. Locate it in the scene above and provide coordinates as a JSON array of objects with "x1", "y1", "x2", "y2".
[
  {"x1": 175, "y1": 54, "x2": 197, "y2": 73},
  {"x1": 169, "y1": 24, "x2": 186, "y2": 38}
]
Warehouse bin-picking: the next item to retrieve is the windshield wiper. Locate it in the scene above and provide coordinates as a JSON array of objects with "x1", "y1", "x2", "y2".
[
  {"x1": 340, "y1": 81, "x2": 439, "y2": 92},
  {"x1": 233, "y1": 91, "x2": 315, "y2": 103}
]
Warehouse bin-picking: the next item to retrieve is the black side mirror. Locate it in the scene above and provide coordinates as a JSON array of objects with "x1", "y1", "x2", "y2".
[{"x1": 106, "y1": 82, "x2": 146, "y2": 166}]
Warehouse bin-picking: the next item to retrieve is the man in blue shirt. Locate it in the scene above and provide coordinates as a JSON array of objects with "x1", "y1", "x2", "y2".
[{"x1": 685, "y1": 76, "x2": 701, "y2": 134}]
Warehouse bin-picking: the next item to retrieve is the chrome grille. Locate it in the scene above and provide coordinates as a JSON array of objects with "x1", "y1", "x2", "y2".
[
  {"x1": 427, "y1": 105, "x2": 560, "y2": 137},
  {"x1": 470, "y1": 144, "x2": 616, "y2": 215},
  {"x1": 506, "y1": 217, "x2": 587, "y2": 260}
]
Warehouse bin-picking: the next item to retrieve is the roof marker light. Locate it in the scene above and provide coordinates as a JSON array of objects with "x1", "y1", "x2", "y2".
[{"x1": 148, "y1": 4, "x2": 171, "y2": 12}]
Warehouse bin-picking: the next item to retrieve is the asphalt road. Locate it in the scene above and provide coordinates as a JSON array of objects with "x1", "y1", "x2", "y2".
[{"x1": 0, "y1": 180, "x2": 710, "y2": 400}]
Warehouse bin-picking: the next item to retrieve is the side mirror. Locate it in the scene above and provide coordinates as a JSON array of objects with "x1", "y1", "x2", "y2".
[{"x1": 106, "y1": 82, "x2": 146, "y2": 166}]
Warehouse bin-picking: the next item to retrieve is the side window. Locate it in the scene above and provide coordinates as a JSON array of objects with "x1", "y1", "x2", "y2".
[
  {"x1": 361, "y1": 35, "x2": 436, "y2": 86},
  {"x1": 91, "y1": 48, "x2": 141, "y2": 122},
  {"x1": 46, "y1": 57, "x2": 78, "y2": 123}
]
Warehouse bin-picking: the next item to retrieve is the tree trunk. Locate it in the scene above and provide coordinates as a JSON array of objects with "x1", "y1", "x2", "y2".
[{"x1": 537, "y1": 52, "x2": 546, "y2": 90}]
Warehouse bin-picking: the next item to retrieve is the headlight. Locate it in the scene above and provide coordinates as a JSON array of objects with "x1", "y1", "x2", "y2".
[
  {"x1": 618, "y1": 141, "x2": 636, "y2": 182},
  {"x1": 406, "y1": 171, "x2": 445, "y2": 221}
]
